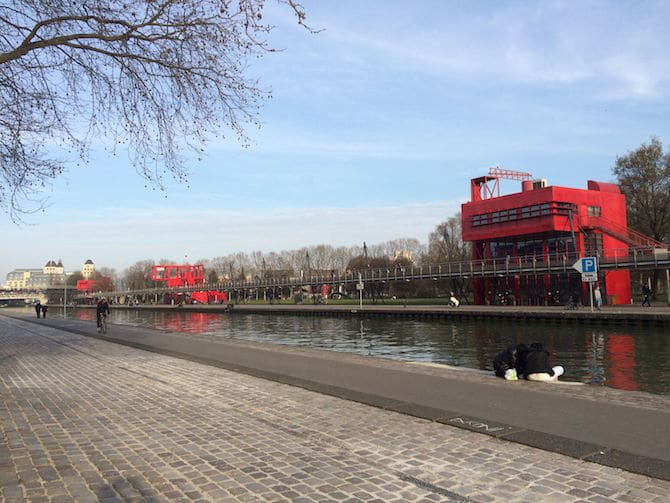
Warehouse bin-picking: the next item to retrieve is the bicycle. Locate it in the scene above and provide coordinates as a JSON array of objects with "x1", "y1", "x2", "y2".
[{"x1": 97, "y1": 313, "x2": 108, "y2": 333}]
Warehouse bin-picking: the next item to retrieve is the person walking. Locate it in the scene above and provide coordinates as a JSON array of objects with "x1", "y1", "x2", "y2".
[
  {"x1": 41, "y1": 304, "x2": 48, "y2": 318},
  {"x1": 642, "y1": 284, "x2": 651, "y2": 307},
  {"x1": 35, "y1": 301, "x2": 41, "y2": 318},
  {"x1": 594, "y1": 286, "x2": 602, "y2": 310}
]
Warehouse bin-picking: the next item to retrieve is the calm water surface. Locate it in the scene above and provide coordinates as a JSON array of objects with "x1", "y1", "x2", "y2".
[{"x1": 49, "y1": 308, "x2": 669, "y2": 395}]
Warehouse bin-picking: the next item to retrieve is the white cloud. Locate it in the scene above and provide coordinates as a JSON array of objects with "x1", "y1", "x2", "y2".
[
  {"x1": 295, "y1": 1, "x2": 670, "y2": 100},
  {"x1": 0, "y1": 200, "x2": 463, "y2": 279}
]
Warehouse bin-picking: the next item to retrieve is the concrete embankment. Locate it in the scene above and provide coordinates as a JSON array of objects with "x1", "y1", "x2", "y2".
[{"x1": 103, "y1": 302, "x2": 670, "y2": 326}]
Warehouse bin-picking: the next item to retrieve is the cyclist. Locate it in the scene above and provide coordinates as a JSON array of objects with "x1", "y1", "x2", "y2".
[{"x1": 96, "y1": 297, "x2": 110, "y2": 332}]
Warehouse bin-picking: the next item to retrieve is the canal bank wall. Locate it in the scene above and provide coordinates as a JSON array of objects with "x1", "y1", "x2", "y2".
[{"x1": 76, "y1": 302, "x2": 670, "y2": 326}]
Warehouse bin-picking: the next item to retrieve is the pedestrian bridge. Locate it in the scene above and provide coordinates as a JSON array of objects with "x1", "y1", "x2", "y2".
[
  {"x1": 0, "y1": 294, "x2": 41, "y2": 306},
  {"x1": 66, "y1": 246, "x2": 670, "y2": 300}
]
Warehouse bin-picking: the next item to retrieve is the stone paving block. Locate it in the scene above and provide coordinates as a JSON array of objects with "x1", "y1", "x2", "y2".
[{"x1": 1, "y1": 484, "x2": 24, "y2": 501}]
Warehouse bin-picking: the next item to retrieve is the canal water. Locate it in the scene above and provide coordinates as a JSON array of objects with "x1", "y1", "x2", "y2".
[{"x1": 44, "y1": 308, "x2": 670, "y2": 396}]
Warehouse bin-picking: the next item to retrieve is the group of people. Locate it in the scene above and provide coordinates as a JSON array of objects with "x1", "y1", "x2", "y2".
[
  {"x1": 34, "y1": 299, "x2": 109, "y2": 328},
  {"x1": 34, "y1": 302, "x2": 48, "y2": 318},
  {"x1": 493, "y1": 342, "x2": 564, "y2": 382},
  {"x1": 597, "y1": 284, "x2": 652, "y2": 308}
]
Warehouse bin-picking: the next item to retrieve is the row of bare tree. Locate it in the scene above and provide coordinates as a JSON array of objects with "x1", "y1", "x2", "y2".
[{"x1": 110, "y1": 215, "x2": 468, "y2": 295}]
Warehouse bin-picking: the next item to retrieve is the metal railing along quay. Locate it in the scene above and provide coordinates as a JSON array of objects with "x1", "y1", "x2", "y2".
[{"x1": 65, "y1": 245, "x2": 670, "y2": 301}]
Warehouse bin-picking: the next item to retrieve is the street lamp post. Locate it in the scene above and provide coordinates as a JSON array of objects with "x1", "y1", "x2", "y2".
[{"x1": 63, "y1": 273, "x2": 67, "y2": 319}]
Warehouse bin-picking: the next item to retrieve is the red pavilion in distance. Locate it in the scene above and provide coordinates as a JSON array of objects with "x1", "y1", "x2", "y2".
[
  {"x1": 150, "y1": 264, "x2": 227, "y2": 304},
  {"x1": 461, "y1": 168, "x2": 633, "y2": 306}
]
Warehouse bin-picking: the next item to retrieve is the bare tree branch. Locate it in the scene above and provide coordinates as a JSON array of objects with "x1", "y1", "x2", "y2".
[{"x1": 0, "y1": 0, "x2": 310, "y2": 221}]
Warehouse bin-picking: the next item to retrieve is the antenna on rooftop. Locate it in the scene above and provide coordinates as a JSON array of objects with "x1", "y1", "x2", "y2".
[
  {"x1": 488, "y1": 167, "x2": 533, "y2": 181},
  {"x1": 471, "y1": 167, "x2": 534, "y2": 201}
]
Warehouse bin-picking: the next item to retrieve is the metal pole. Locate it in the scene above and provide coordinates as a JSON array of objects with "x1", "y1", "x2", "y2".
[
  {"x1": 666, "y1": 269, "x2": 669, "y2": 307},
  {"x1": 63, "y1": 274, "x2": 67, "y2": 319},
  {"x1": 589, "y1": 281, "x2": 593, "y2": 312},
  {"x1": 358, "y1": 272, "x2": 363, "y2": 310}
]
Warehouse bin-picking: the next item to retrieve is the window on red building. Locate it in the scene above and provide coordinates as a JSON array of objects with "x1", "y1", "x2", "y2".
[{"x1": 588, "y1": 205, "x2": 602, "y2": 217}]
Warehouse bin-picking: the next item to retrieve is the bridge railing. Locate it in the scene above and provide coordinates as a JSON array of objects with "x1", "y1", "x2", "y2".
[
  {"x1": 42, "y1": 244, "x2": 665, "y2": 300},
  {"x1": 11, "y1": 245, "x2": 666, "y2": 302}
]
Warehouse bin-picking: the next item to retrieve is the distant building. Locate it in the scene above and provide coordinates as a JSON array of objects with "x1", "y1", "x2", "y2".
[
  {"x1": 393, "y1": 250, "x2": 413, "y2": 263},
  {"x1": 43, "y1": 259, "x2": 64, "y2": 275},
  {"x1": 4, "y1": 260, "x2": 67, "y2": 290},
  {"x1": 461, "y1": 171, "x2": 638, "y2": 306},
  {"x1": 82, "y1": 259, "x2": 95, "y2": 279},
  {"x1": 77, "y1": 260, "x2": 113, "y2": 293}
]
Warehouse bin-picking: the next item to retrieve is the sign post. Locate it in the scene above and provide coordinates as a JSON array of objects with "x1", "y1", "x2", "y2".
[
  {"x1": 357, "y1": 272, "x2": 364, "y2": 310},
  {"x1": 572, "y1": 257, "x2": 598, "y2": 312}
]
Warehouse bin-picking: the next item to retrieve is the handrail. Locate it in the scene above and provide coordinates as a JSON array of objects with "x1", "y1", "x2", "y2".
[{"x1": 583, "y1": 216, "x2": 666, "y2": 248}]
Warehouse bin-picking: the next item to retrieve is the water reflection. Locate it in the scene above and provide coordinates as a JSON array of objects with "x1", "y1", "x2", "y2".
[
  {"x1": 55, "y1": 308, "x2": 669, "y2": 395},
  {"x1": 606, "y1": 335, "x2": 638, "y2": 391}
]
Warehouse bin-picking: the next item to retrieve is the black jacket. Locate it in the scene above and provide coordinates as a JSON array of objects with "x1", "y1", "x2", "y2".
[
  {"x1": 96, "y1": 301, "x2": 110, "y2": 315},
  {"x1": 519, "y1": 343, "x2": 555, "y2": 376},
  {"x1": 493, "y1": 343, "x2": 527, "y2": 377}
]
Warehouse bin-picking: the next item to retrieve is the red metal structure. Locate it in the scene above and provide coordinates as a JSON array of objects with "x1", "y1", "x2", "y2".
[
  {"x1": 76, "y1": 277, "x2": 111, "y2": 293},
  {"x1": 151, "y1": 264, "x2": 205, "y2": 288},
  {"x1": 462, "y1": 170, "x2": 636, "y2": 306},
  {"x1": 77, "y1": 279, "x2": 99, "y2": 293},
  {"x1": 150, "y1": 264, "x2": 227, "y2": 304}
]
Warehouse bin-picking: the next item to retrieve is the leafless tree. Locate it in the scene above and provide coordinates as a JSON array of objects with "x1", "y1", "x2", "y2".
[
  {"x1": 424, "y1": 214, "x2": 471, "y2": 299},
  {"x1": 425, "y1": 214, "x2": 469, "y2": 264},
  {"x1": 0, "y1": 0, "x2": 308, "y2": 220},
  {"x1": 613, "y1": 137, "x2": 670, "y2": 245},
  {"x1": 613, "y1": 137, "x2": 670, "y2": 295},
  {"x1": 122, "y1": 258, "x2": 155, "y2": 290},
  {"x1": 375, "y1": 238, "x2": 425, "y2": 263}
]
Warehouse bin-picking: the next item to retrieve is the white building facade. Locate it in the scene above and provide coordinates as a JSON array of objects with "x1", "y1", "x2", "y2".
[{"x1": 3, "y1": 260, "x2": 66, "y2": 290}]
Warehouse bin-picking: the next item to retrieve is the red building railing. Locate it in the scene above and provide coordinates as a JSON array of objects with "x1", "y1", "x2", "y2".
[{"x1": 582, "y1": 216, "x2": 666, "y2": 249}]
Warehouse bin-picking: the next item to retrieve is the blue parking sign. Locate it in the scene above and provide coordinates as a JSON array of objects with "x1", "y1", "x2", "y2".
[{"x1": 582, "y1": 257, "x2": 597, "y2": 273}]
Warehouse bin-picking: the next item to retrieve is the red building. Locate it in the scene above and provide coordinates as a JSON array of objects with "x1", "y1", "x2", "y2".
[
  {"x1": 461, "y1": 169, "x2": 632, "y2": 306},
  {"x1": 76, "y1": 277, "x2": 111, "y2": 293},
  {"x1": 150, "y1": 264, "x2": 227, "y2": 304},
  {"x1": 151, "y1": 264, "x2": 206, "y2": 288}
]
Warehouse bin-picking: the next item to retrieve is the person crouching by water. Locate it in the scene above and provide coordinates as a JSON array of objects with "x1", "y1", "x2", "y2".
[
  {"x1": 518, "y1": 342, "x2": 564, "y2": 382},
  {"x1": 494, "y1": 342, "x2": 564, "y2": 382},
  {"x1": 493, "y1": 343, "x2": 527, "y2": 380},
  {"x1": 96, "y1": 297, "x2": 110, "y2": 331}
]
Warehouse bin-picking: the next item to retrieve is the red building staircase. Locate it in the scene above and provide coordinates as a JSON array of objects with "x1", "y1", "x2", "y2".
[{"x1": 581, "y1": 216, "x2": 667, "y2": 250}]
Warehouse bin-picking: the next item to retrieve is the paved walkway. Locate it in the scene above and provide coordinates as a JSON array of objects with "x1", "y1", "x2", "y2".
[{"x1": 1, "y1": 315, "x2": 669, "y2": 502}]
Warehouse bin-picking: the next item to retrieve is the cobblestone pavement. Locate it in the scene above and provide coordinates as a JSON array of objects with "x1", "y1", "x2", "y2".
[{"x1": 1, "y1": 316, "x2": 669, "y2": 503}]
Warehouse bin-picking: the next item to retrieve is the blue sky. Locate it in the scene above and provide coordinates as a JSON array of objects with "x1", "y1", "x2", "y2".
[{"x1": 2, "y1": 0, "x2": 669, "y2": 280}]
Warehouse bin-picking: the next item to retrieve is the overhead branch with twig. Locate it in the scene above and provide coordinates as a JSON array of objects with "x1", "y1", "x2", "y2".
[{"x1": 0, "y1": 0, "x2": 311, "y2": 222}]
